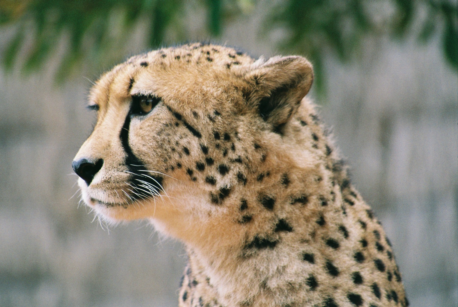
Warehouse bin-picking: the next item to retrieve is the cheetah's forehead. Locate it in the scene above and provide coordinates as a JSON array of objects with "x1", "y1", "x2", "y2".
[{"x1": 88, "y1": 43, "x2": 255, "y2": 111}]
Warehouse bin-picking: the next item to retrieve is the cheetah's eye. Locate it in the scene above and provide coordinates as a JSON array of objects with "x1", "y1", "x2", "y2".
[{"x1": 131, "y1": 94, "x2": 161, "y2": 116}]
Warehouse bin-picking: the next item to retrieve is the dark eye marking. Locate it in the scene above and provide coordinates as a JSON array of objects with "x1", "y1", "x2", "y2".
[
  {"x1": 86, "y1": 104, "x2": 100, "y2": 111},
  {"x1": 131, "y1": 94, "x2": 161, "y2": 117}
]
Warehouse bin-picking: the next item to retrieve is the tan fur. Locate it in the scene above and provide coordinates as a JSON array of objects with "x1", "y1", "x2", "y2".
[{"x1": 74, "y1": 43, "x2": 408, "y2": 307}]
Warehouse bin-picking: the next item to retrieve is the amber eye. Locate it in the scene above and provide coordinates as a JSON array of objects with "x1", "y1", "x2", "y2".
[
  {"x1": 131, "y1": 94, "x2": 161, "y2": 116},
  {"x1": 140, "y1": 97, "x2": 154, "y2": 113}
]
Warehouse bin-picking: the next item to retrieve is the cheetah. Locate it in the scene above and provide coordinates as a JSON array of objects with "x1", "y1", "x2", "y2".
[{"x1": 73, "y1": 43, "x2": 408, "y2": 307}]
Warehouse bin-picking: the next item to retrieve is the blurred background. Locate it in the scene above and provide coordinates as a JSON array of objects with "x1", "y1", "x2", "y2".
[{"x1": 0, "y1": 0, "x2": 457, "y2": 306}]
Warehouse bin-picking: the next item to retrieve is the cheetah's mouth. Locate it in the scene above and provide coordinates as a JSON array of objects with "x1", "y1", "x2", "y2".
[{"x1": 89, "y1": 197, "x2": 129, "y2": 208}]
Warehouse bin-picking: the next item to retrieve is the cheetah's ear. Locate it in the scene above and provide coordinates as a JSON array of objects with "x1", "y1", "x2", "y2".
[{"x1": 244, "y1": 56, "x2": 313, "y2": 132}]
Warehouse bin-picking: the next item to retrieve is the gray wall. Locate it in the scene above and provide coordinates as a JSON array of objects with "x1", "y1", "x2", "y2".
[{"x1": 0, "y1": 9, "x2": 457, "y2": 307}]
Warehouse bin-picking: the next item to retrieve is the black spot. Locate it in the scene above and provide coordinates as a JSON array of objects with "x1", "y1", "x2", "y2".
[
  {"x1": 245, "y1": 235, "x2": 278, "y2": 250},
  {"x1": 324, "y1": 297, "x2": 338, "y2": 307},
  {"x1": 254, "y1": 143, "x2": 261, "y2": 149},
  {"x1": 205, "y1": 157, "x2": 214, "y2": 166},
  {"x1": 341, "y1": 178, "x2": 351, "y2": 190},
  {"x1": 183, "y1": 147, "x2": 190, "y2": 155},
  {"x1": 391, "y1": 290, "x2": 398, "y2": 303},
  {"x1": 387, "y1": 270, "x2": 393, "y2": 281},
  {"x1": 182, "y1": 291, "x2": 188, "y2": 301},
  {"x1": 200, "y1": 144, "x2": 209, "y2": 154},
  {"x1": 210, "y1": 192, "x2": 220, "y2": 204},
  {"x1": 205, "y1": 176, "x2": 216, "y2": 185},
  {"x1": 196, "y1": 162, "x2": 205, "y2": 171},
  {"x1": 192, "y1": 111, "x2": 199, "y2": 119},
  {"x1": 222, "y1": 148, "x2": 228, "y2": 157},
  {"x1": 140, "y1": 61, "x2": 148, "y2": 67},
  {"x1": 366, "y1": 209, "x2": 374, "y2": 219},
  {"x1": 360, "y1": 238, "x2": 368, "y2": 248},
  {"x1": 385, "y1": 236, "x2": 393, "y2": 247},
  {"x1": 376, "y1": 242, "x2": 385, "y2": 252},
  {"x1": 281, "y1": 174, "x2": 290, "y2": 187},
  {"x1": 231, "y1": 156, "x2": 243, "y2": 163},
  {"x1": 387, "y1": 250, "x2": 393, "y2": 260},
  {"x1": 306, "y1": 275, "x2": 318, "y2": 290},
  {"x1": 374, "y1": 259, "x2": 386, "y2": 272},
  {"x1": 326, "y1": 238, "x2": 340, "y2": 249},
  {"x1": 161, "y1": 54, "x2": 166, "y2": 58},
  {"x1": 373, "y1": 230, "x2": 381, "y2": 240},
  {"x1": 273, "y1": 123, "x2": 286, "y2": 135},
  {"x1": 213, "y1": 131, "x2": 221, "y2": 140},
  {"x1": 354, "y1": 252, "x2": 365, "y2": 263},
  {"x1": 341, "y1": 205, "x2": 347, "y2": 215},
  {"x1": 237, "y1": 172, "x2": 247, "y2": 185},
  {"x1": 291, "y1": 195, "x2": 308, "y2": 205},
  {"x1": 339, "y1": 225, "x2": 349, "y2": 239},
  {"x1": 177, "y1": 162, "x2": 182, "y2": 169},
  {"x1": 259, "y1": 195, "x2": 275, "y2": 210},
  {"x1": 231, "y1": 143, "x2": 236, "y2": 151},
  {"x1": 257, "y1": 173, "x2": 265, "y2": 182},
  {"x1": 300, "y1": 120, "x2": 307, "y2": 126},
  {"x1": 352, "y1": 272, "x2": 363, "y2": 285},
  {"x1": 325, "y1": 260, "x2": 339, "y2": 277},
  {"x1": 358, "y1": 220, "x2": 367, "y2": 229},
  {"x1": 320, "y1": 196, "x2": 328, "y2": 206},
  {"x1": 217, "y1": 164, "x2": 229, "y2": 176},
  {"x1": 345, "y1": 198, "x2": 355, "y2": 206},
  {"x1": 175, "y1": 55, "x2": 180, "y2": 60},
  {"x1": 386, "y1": 292, "x2": 392, "y2": 301},
  {"x1": 394, "y1": 270, "x2": 402, "y2": 282},
  {"x1": 371, "y1": 283, "x2": 381, "y2": 299},
  {"x1": 128, "y1": 77, "x2": 134, "y2": 92},
  {"x1": 316, "y1": 215, "x2": 326, "y2": 226},
  {"x1": 223, "y1": 133, "x2": 230, "y2": 141},
  {"x1": 206, "y1": 57, "x2": 213, "y2": 62},
  {"x1": 312, "y1": 133, "x2": 319, "y2": 141},
  {"x1": 347, "y1": 293, "x2": 363, "y2": 306},
  {"x1": 228, "y1": 53, "x2": 236, "y2": 58},
  {"x1": 239, "y1": 215, "x2": 253, "y2": 224},
  {"x1": 186, "y1": 168, "x2": 194, "y2": 176},
  {"x1": 260, "y1": 153, "x2": 267, "y2": 162},
  {"x1": 303, "y1": 253, "x2": 315, "y2": 263},
  {"x1": 274, "y1": 219, "x2": 293, "y2": 232},
  {"x1": 326, "y1": 144, "x2": 333, "y2": 156},
  {"x1": 240, "y1": 199, "x2": 248, "y2": 211},
  {"x1": 218, "y1": 186, "x2": 232, "y2": 201}
]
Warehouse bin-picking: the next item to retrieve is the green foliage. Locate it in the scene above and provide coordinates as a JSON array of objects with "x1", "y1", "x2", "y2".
[{"x1": 0, "y1": 0, "x2": 456, "y2": 87}]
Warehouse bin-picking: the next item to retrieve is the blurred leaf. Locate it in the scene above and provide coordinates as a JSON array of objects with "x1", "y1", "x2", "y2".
[
  {"x1": 443, "y1": 19, "x2": 458, "y2": 70},
  {"x1": 207, "y1": 0, "x2": 222, "y2": 36},
  {"x1": 2, "y1": 27, "x2": 24, "y2": 70}
]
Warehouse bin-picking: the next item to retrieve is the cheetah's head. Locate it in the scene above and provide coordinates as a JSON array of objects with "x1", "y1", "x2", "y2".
[{"x1": 73, "y1": 43, "x2": 313, "y2": 240}]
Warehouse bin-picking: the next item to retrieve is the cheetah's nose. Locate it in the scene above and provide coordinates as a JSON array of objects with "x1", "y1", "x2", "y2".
[{"x1": 72, "y1": 158, "x2": 104, "y2": 186}]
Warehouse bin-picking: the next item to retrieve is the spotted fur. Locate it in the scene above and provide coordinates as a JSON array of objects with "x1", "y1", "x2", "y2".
[{"x1": 73, "y1": 43, "x2": 408, "y2": 307}]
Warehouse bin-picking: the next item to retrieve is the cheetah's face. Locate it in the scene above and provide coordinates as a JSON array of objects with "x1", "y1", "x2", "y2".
[{"x1": 72, "y1": 44, "x2": 313, "y2": 232}]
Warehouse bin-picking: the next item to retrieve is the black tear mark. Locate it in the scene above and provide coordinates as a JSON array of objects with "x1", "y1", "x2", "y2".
[
  {"x1": 274, "y1": 219, "x2": 293, "y2": 232},
  {"x1": 119, "y1": 110, "x2": 163, "y2": 201}
]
